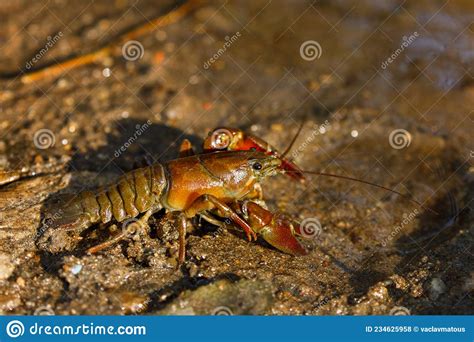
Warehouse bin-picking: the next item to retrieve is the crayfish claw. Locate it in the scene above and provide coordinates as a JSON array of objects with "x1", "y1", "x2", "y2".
[
  {"x1": 243, "y1": 201, "x2": 307, "y2": 256},
  {"x1": 259, "y1": 214, "x2": 308, "y2": 256}
]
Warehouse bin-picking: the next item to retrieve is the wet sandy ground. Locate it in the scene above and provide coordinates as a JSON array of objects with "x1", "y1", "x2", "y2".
[{"x1": 0, "y1": 0, "x2": 473, "y2": 315}]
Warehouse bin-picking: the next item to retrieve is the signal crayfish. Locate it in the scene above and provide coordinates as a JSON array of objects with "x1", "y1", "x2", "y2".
[{"x1": 38, "y1": 124, "x2": 428, "y2": 264}]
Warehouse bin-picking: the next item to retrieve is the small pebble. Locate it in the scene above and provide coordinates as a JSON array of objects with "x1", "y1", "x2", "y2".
[
  {"x1": 429, "y1": 277, "x2": 447, "y2": 300},
  {"x1": 271, "y1": 123, "x2": 284, "y2": 132},
  {"x1": 71, "y1": 264, "x2": 82, "y2": 275},
  {"x1": 103, "y1": 57, "x2": 114, "y2": 67},
  {"x1": 462, "y1": 273, "x2": 474, "y2": 292},
  {"x1": 368, "y1": 283, "x2": 389, "y2": 301},
  {"x1": 189, "y1": 74, "x2": 199, "y2": 85},
  {"x1": 119, "y1": 292, "x2": 149, "y2": 314},
  {"x1": 16, "y1": 277, "x2": 25, "y2": 287},
  {"x1": 250, "y1": 124, "x2": 260, "y2": 132},
  {"x1": 64, "y1": 97, "x2": 75, "y2": 106},
  {"x1": 307, "y1": 80, "x2": 320, "y2": 91},
  {"x1": 153, "y1": 51, "x2": 165, "y2": 64},
  {"x1": 188, "y1": 263, "x2": 199, "y2": 277},
  {"x1": 320, "y1": 74, "x2": 333, "y2": 84},
  {"x1": 68, "y1": 123, "x2": 77, "y2": 133},
  {"x1": 0, "y1": 254, "x2": 14, "y2": 281},
  {"x1": 0, "y1": 90, "x2": 14, "y2": 102},
  {"x1": 102, "y1": 68, "x2": 111, "y2": 78},
  {"x1": 164, "y1": 42, "x2": 175, "y2": 52},
  {"x1": 34, "y1": 154, "x2": 44, "y2": 164},
  {"x1": 0, "y1": 155, "x2": 8, "y2": 169},
  {"x1": 155, "y1": 30, "x2": 167, "y2": 41},
  {"x1": 0, "y1": 293, "x2": 21, "y2": 313},
  {"x1": 202, "y1": 103, "x2": 212, "y2": 111},
  {"x1": 57, "y1": 78, "x2": 69, "y2": 89}
]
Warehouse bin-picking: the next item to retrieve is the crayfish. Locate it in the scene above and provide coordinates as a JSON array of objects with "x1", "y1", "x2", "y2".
[{"x1": 38, "y1": 124, "x2": 429, "y2": 263}]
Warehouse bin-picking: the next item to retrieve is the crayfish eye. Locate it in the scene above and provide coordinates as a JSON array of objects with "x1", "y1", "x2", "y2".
[{"x1": 252, "y1": 162, "x2": 263, "y2": 171}]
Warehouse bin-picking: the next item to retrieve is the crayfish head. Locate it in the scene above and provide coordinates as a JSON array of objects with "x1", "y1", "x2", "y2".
[
  {"x1": 204, "y1": 127, "x2": 305, "y2": 182},
  {"x1": 197, "y1": 151, "x2": 281, "y2": 186},
  {"x1": 246, "y1": 153, "x2": 282, "y2": 180}
]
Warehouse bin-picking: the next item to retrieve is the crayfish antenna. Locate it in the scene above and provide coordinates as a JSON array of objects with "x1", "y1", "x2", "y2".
[
  {"x1": 285, "y1": 170, "x2": 439, "y2": 215},
  {"x1": 281, "y1": 118, "x2": 306, "y2": 159},
  {"x1": 279, "y1": 118, "x2": 307, "y2": 182}
]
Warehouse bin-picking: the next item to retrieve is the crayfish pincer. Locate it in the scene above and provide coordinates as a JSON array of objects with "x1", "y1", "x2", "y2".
[{"x1": 37, "y1": 151, "x2": 283, "y2": 262}]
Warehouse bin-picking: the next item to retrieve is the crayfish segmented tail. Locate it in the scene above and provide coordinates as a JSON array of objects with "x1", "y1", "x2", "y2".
[{"x1": 42, "y1": 164, "x2": 167, "y2": 234}]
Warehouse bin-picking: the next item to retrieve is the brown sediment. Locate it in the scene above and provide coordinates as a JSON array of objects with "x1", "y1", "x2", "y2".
[{"x1": 19, "y1": 0, "x2": 202, "y2": 84}]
